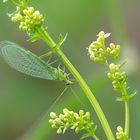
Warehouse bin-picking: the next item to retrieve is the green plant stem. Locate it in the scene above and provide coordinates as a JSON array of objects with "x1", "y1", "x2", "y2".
[
  {"x1": 122, "y1": 86, "x2": 130, "y2": 137},
  {"x1": 92, "y1": 134, "x2": 100, "y2": 140},
  {"x1": 125, "y1": 101, "x2": 129, "y2": 136},
  {"x1": 38, "y1": 27, "x2": 115, "y2": 140}
]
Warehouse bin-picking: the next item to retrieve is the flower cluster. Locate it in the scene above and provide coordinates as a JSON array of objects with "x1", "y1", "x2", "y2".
[
  {"x1": 11, "y1": 7, "x2": 44, "y2": 35},
  {"x1": 88, "y1": 31, "x2": 121, "y2": 65},
  {"x1": 49, "y1": 108, "x2": 96, "y2": 139},
  {"x1": 106, "y1": 43, "x2": 120, "y2": 61},
  {"x1": 116, "y1": 126, "x2": 128, "y2": 140},
  {"x1": 88, "y1": 31, "x2": 110, "y2": 64},
  {"x1": 107, "y1": 63, "x2": 127, "y2": 92},
  {"x1": 88, "y1": 31, "x2": 129, "y2": 94}
]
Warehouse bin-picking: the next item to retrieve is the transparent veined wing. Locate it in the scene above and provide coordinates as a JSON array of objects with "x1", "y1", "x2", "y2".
[{"x1": 0, "y1": 40, "x2": 58, "y2": 80}]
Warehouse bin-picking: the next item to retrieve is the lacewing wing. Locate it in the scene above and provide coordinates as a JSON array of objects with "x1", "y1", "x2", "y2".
[{"x1": 0, "y1": 41, "x2": 68, "y2": 82}]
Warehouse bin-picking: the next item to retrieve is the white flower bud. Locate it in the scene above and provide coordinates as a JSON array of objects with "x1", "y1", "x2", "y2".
[
  {"x1": 104, "y1": 33, "x2": 111, "y2": 38},
  {"x1": 75, "y1": 127, "x2": 80, "y2": 133},
  {"x1": 110, "y1": 43, "x2": 115, "y2": 49},
  {"x1": 97, "y1": 31, "x2": 105, "y2": 37},
  {"x1": 110, "y1": 50, "x2": 116, "y2": 55},
  {"x1": 63, "y1": 108, "x2": 69, "y2": 114},
  {"x1": 116, "y1": 45, "x2": 120, "y2": 51},
  {"x1": 79, "y1": 110, "x2": 84, "y2": 116},
  {"x1": 49, "y1": 119, "x2": 53, "y2": 124},
  {"x1": 106, "y1": 47, "x2": 111, "y2": 53},
  {"x1": 59, "y1": 114, "x2": 64, "y2": 120},
  {"x1": 51, "y1": 124, "x2": 56, "y2": 128},
  {"x1": 28, "y1": 7, "x2": 34, "y2": 14},
  {"x1": 11, "y1": 13, "x2": 23, "y2": 22},
  {"x1": 99, "y1": 48, "x2": 104, "y2": 52},
  {"x1": 112, "y1": 80, "x2": 117, "y2": 84},
  {"x1": 57, "y1": 128, "x2": 62, "y2": 134},
  {"x1": 88, "y1": 47, "x2": 94, "y2": 56},
  {"x1": 85, "y1": 112, "x2": 90, "y2": 119},
  {"x1": 50, "y1": 112, "x2": 57, "y2": 118},
  {"x1": 53, "y1": 118, "x2": 63, "y2": 125},
  {"x1": 109, "y1": 63, "x2": 116, "y2": 72},
  {"x1": 107, "y1": 72, "x2": 112, "y2": 78},
  {"x1": 117, "y1": 126, "x2": 123, "y2": 132},
  {"x1": 23, "y1": 9, "x2": 28, "y2": 15}
]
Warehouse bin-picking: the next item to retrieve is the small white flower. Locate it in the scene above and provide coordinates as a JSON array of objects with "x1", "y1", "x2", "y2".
[
  {"x1": 97, "y1": 31, "x2": 105, "y2": 37},
  {"x1": 104, "y1": 33, "x2": 111, "y2": 38},
  {"x1": 97, "y1": 31, "x2": 111, "y2": 38},
  {"x1": 87, "y1": 46, "x2": 94, "y2": 56},
  {"x1": 117, "y1": 126, "x2": 123, "y2": 132},
  {"x1": 53, "y1": 118, "x2": 63, "y2": 125}
]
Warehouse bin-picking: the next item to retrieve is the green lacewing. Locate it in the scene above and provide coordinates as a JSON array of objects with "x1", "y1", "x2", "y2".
[{"x1": 0, "y1": 41, "x2": 72, "y2": 84}]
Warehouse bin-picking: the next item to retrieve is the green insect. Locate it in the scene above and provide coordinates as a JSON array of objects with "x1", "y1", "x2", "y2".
[{"x1": 0, "y1": 41, "x2": 72, "y2": 85}]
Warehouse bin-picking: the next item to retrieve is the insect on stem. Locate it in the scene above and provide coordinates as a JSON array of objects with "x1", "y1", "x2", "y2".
[{"x1": 0, "y1": 40, "x2": 72, "y2": 84}]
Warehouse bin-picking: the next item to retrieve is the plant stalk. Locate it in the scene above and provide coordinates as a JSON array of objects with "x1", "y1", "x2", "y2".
[
  {"x1": 122, "y1": 86, "x2": 130, "y2": 137},
  {"x1": 92, "y1": 134, "x2": 100, "y2": 140},
  {"x1": 125, "y1": 101, "x2": 129, "y2": 136},
  {"x1": 121, "y1": 85, "x2": 130, "y2": 138},
  {"x1": 38, "y1": 27, "x2": 115, "y2": 140}
]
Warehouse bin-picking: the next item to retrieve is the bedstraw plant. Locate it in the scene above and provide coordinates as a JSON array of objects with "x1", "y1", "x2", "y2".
[{"x1": 1, "y1": 0, "x2": 137, "y2": 140}]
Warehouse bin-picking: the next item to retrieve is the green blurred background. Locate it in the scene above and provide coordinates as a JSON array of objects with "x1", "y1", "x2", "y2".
[{"x1": 0, "y1": 0, "x2": 140, "y2": 140}]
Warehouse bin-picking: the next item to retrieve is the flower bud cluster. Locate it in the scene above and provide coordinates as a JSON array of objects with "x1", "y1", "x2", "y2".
[
  {"x1": 116, "y1": 126, "x2": 128, "y2": 140},
  {"x1": 107, "y1": 63, "x2": 127, "y2": 91},
  {"x1": 49, "y1": 108, "x2": 96, "y2": 138},
  {"x1": 88, "y1": 31, "x2": 129, "y2": 93},
  {"x1": 88, "y1": 31, "x2": 109, "y2": 64},
  {"x1": 11, "y1": 7, "x2": 44, "y2": 35},
  {"x1": 106, "y1": 43, "x2": 120, "y2": 61},
  {"x1": 88, "y1": 31, "x2": 121, "y2": 64}
]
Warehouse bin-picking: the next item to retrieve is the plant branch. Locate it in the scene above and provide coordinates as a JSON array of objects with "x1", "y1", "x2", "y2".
[
  {"x1": 122, "y1": 86, "x2": 130, "y2": 137},
  {"x1": 92, "y1": 134, "x2": 100, "y2": 140},
  {"x1": 38, "y1": 27, "x2": 115, "y2": 140},
  {"x1": 125, "y1": 101, "x2": 129, "y2": 136}
]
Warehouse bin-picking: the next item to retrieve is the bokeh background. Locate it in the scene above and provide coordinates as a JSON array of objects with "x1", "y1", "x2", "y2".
[{"x1": 0, "y1": 0, "x2": 140, "y2": 140}]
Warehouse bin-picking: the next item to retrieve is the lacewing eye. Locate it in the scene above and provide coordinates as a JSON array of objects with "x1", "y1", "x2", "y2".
[{"x1": 0, "y1": 40, "x2": 58, "y2": 80}]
